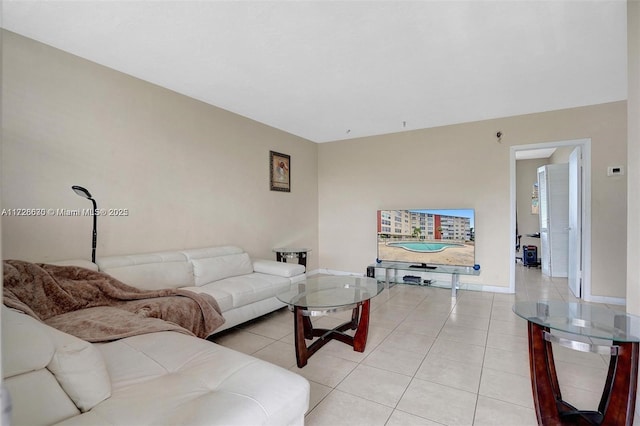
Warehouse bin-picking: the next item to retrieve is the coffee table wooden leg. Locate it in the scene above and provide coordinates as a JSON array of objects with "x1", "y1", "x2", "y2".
[
  {"x1": 350, "y1": 304, "x2": 360, "y2": 330},
  {"x1": 294, "y1": 306, "x2": 310, "y2": 367},
  {"x1": 302, "y1": 314, "x2": 314, "y2": 340},
  {"x1": 353, "y1": 300, "x2": 370, "y2": 352},
  {"x1": 293, "y1": 301, "x2": 373, "y2": 367}
]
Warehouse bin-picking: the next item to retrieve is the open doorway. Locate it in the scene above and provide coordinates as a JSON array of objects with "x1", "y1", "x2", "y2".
[{"x1": 509, "y1": 139, "x2": 591, "y2": 300}]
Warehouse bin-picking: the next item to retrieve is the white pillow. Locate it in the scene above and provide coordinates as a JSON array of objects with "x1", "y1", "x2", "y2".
[
  {"x1": 2, "y1": 307, "x2": 111, "y2": 412},
  {"x1": 2, "y1": 307, "x2": 55, "y2": 378},
  {"x1": 45, "y1": 324, "x2": 112, "y2": 412},
  {"x1": 192, "y1": 253, "x2": 254, "y2": 286},
  {"x1": 252, "y1": 259, "x2": 306, "y2": 277}
]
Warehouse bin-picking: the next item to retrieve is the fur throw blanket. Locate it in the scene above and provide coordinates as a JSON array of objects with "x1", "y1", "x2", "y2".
[{"x1": 3, "y1": 260, "x2": 225, "y2": 342}]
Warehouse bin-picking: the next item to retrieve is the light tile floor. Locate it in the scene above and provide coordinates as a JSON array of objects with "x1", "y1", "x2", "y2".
[{"x1": 210, "y1": 265, "x2": 627, "y2": 425}]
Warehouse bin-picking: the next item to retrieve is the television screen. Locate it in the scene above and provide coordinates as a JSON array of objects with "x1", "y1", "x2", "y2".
[{"x1": 377, "y1": 209, "x2": 475, "y2": 267}]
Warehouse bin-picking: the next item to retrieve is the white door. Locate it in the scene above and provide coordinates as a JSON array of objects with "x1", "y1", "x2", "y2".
[
  {"x1": 537, "y1": 167, "x2": 550, "y2": 276},
  {"x1": 568, "y1": 147, "x2": 582, "y2": 297}
]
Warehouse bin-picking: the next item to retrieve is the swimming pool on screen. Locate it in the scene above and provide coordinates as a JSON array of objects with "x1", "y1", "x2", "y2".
[{"x1": 387, "y1": 242, "x2": 464, "y2": 253}]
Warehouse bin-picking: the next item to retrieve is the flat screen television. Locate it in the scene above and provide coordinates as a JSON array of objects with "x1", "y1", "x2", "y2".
[{"x1": 377, "y1": 209, "x2": 475, "y2": 267}]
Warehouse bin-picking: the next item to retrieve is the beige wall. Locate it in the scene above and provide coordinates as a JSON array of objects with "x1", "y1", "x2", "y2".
[
  {"x1": 318, "y1": 102, "x2": 627, "y2": 296},
  {"x1": 1, "y1": 31, "x2": 319, "y2": 266},
  {"x1": 516, "y1": 158, "x2": 546, "y2": 251},
  {"x1": 1, "y1": 30, "x2": 631, "y2": 299}
]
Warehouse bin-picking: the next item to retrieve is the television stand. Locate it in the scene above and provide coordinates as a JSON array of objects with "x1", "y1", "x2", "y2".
[
  {"x1": 370, "y1": 261, "x2": 480, "y2": 297},
  {"x1": 409, "y1": 263, "x2": 436, "y2": 270}
]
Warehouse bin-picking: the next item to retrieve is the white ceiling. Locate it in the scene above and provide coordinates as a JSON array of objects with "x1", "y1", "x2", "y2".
[
  {"x1": 515, "y1": 148, "x2": 557, "y2": 160},
  {"x1": 1, "y1": 1, "x2": 628, "y2": 143}
]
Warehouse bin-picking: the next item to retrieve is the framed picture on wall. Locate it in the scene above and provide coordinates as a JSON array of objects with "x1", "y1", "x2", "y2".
[
  {"x1": 531, "y1": 183, "x2": 539, "y2": 214},
  {"x1": 270, "y1": 151, "x2": 290, "y2": 192}
]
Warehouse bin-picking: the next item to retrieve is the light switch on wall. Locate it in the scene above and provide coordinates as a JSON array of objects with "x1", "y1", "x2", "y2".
[{"x1": 607, "y1": 166, "x2": 624, "y2": 176}]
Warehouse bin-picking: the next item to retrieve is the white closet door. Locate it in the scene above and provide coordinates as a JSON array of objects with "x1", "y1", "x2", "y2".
[
  {"x1": 538, "y1": 164, "x2": 569, "y2": 277},
  {"x1": 548, "y1": 164, "x2": 569, "y2": 277}
]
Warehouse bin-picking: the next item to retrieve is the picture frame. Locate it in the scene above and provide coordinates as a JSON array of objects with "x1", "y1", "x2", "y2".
[
  {"x1": 270, "y1": 150, "x2": 291, "y2": 192},
  {"x1": 531, "y1": 183, "x2": 539, "y2": 214}
]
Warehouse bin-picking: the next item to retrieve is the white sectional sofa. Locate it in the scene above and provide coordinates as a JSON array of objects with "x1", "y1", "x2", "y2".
[
  {"x1": 95, "y1": 245, "x2": 306, "y2": 333},
  {"x1": 2, "y1": 245, "x2": 311, "y2": 425},
  {"x1": 3, "y1": 306, "x2": 310, "y2": 425}
]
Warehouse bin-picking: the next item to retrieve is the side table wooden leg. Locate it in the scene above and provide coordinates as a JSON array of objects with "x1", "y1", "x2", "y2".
[
  {"x1": 353, "y1": 300, "x2": 370, "y2": 352},
  {"x1": 600, "y1": 341, "x2": 638, "y2": 425},
  {"x1": 528, "y1": 322, "x2": 563, "y2": 425},
  {"x1": 528, "y1": 322, "x2": 639, "y2": 426}
]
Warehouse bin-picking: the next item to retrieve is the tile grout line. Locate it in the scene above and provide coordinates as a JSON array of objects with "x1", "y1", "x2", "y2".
[
  {"x1": 382, "y1": 288, "x2": 464, "y2": 425},
  {"x1": 471, "y1": 292, "x2": 494, "y2": 426}
]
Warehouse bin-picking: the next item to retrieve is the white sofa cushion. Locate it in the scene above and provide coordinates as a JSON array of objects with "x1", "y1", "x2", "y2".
[
  {"x1": 187, "y1": 273, "x2": 291, "y2": 310},
  {"x1": 98, "y1": 251, "x2": 187, "y2": 268},
  {"x1": 192, "y1": 252, "x2": 254, "y2": 286},
  {"x1": 253, "y1": 259, "x2": 306, "y2": 277},
  {"x1": 2, "y1": 307, "x2": 111, "y2": 413},
  {"x1": 46, "y1": 325, "x2": 111, "y2": 412},
  {"x1": 2, "y1": 307, "x2": 55, "y2": 378},
  {"x1": 55, "y1": 332, "x2": 309, "y2": 426},
  {"x1": 102, "y1": 261, "x2": 194, "y2": 290},
  {"x1": 182, "y1": 285, "x2": 234, "y2": 312},
  {"x1": 4, "y1": 369, "x2": 81, "y2": 425},
  {"x1": 2, "y1": 308, "x2": 82, "y2": 424},
  {"x1": 97, "y1": 251, "x2": 194, "y2": 290},
  {"x1": 182, "y1": 245, "x2": 244, "y2": 260}
]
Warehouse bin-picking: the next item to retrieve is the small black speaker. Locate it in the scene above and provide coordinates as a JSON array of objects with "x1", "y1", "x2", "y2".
[
  {"x1": 523, "y1": 245, "x2": 538, "y2": 267},
  {"x1": 366, "y1": 266, "x2": 375, "y2": 278}
]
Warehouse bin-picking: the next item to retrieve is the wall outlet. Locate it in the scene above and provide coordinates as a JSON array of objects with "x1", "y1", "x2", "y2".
[{"x1": 607, "y1": 166, "x2": 624, "y2": 176}]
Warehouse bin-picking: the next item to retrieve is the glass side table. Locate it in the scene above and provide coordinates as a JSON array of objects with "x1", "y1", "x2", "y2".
[
  {"x1": 273, "y1": 247, "x2": 310, "y2": 267},
  {"x1": 513, "y1": 301, "x2": 640, "y2": 425}
]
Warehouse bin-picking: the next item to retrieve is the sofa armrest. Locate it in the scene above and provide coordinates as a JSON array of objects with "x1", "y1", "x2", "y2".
[{"x1": 252, "y1": 259, "x2": 305, "y2": 277}]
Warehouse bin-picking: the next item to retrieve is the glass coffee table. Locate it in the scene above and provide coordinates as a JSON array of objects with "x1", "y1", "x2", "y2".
[
  {"x1": 513, "y1": 301, "x2": 640, "y2": 425},
  {"x1": 277, "y1": 275, "x2": 383, "y2": 367}
]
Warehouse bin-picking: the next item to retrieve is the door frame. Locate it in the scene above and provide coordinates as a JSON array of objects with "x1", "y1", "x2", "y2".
[
  {"x1": 509, "y1": 138, "x2": 592, "y2": 300},
  {"x1": 568, "y1": 146, "x2": 581, "y2": 297}
]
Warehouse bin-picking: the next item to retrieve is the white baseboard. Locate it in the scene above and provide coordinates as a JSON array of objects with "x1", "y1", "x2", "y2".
[
  {"x1": 313, "y1": 268, "x2": 365, "y2": 277},
  {"x1": 583, "y1": 294, "x2": 626, "y2": 305}
]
